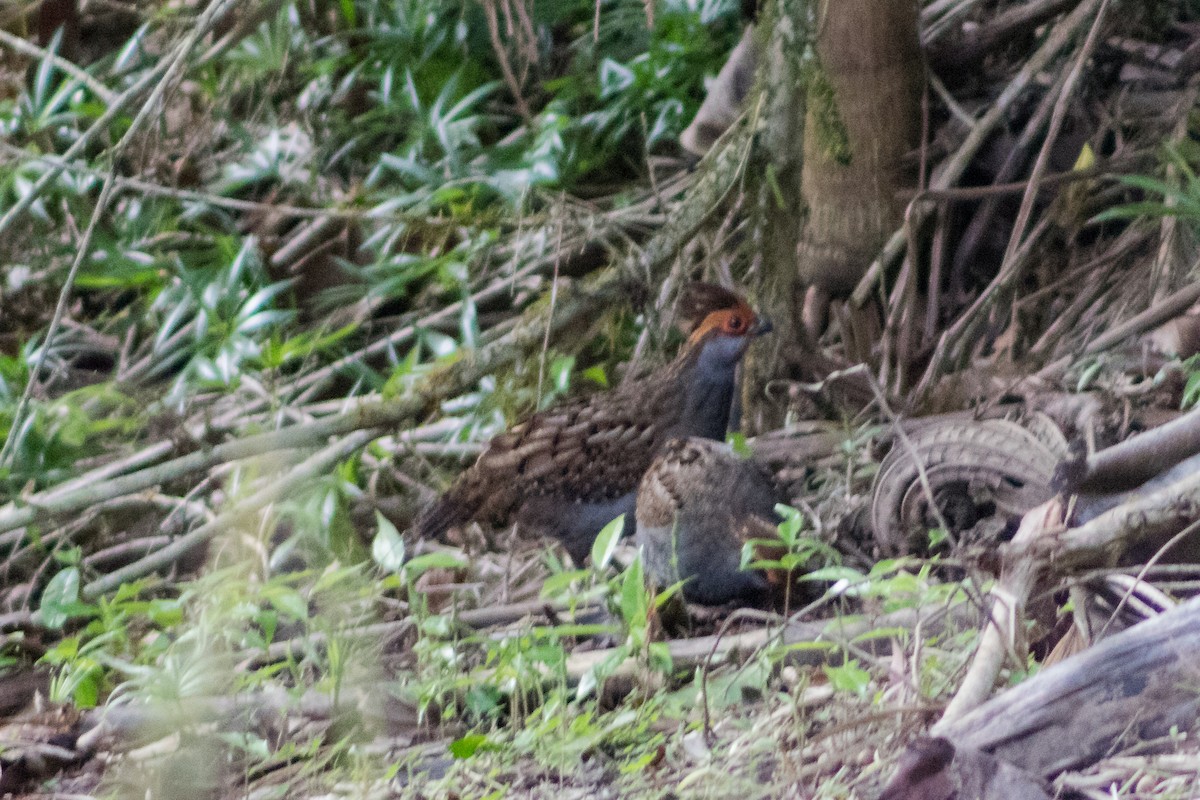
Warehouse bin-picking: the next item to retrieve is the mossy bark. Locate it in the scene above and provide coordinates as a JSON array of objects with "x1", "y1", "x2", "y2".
[{"x1": 743, "y1": 0, "x2": 922, "y2": 431}]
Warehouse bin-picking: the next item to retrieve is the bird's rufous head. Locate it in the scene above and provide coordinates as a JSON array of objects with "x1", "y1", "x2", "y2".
[{"x1": 677, "y1": 282, "x2": 771, "y2": 346}]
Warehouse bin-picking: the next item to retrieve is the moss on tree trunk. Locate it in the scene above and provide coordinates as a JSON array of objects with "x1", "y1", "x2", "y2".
[{"x1": 743, "y1": 0, "x2": 922, "y2": 431}]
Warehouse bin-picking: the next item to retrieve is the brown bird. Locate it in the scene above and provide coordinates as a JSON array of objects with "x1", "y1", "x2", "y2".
[
  {"x1": 417, "y1": 283, "x2": 771, "y2": 564},
  {"x1": 635, "y1": 437, "x2": 783, "y2": 605}
]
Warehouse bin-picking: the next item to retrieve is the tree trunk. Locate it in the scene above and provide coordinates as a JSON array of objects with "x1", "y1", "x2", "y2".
[{"x1": 743, "y1": 0, "x2": 922, "y2": 431}]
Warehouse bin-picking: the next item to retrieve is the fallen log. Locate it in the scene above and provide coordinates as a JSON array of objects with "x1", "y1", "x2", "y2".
[{"x1": 943, "y1": 594, "x2": 1200, "y2": 774}]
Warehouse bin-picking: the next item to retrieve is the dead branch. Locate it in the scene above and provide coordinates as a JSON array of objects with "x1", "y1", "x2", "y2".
[
  {"x1": 850, "y1": 0, "x2": 1103, "y2": 310},
  {"x1": 934, "y1": 594, "x2": 1200, "y2": 778},
  {"x1": 562, "y1": 600, "x2": 975, "y2": 685},
  {"x1": 939, "y1": 500, "x2": 1064, "y2": 724},
  {"x1": 1065, "y1": 404, "x2": 1200, "y2": 494},
  {"x1": 927, "y1": 0, "x2": 1079, "y2": 71}
]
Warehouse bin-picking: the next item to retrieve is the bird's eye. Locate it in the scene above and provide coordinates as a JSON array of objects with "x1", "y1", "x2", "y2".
[{"x1": 726, "y1": 316, "x2": 745, "y2": 332}]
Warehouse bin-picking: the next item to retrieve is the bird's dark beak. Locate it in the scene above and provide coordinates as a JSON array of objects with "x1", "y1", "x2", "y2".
[{"x1": 752, "y1": 316, "x2": 773, "y2": 337}]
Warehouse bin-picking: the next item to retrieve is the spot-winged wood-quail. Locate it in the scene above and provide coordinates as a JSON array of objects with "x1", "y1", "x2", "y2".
[
  {"x1": 416, "y1": 283, "x2": 771, "y2": 564},
  {"x1": 635, "y1": 436, "x2": 785, "y2": 605}
]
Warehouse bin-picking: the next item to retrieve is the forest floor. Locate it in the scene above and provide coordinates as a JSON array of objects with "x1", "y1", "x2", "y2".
[{"x1": 5, "y1": 0, "x2": 1200, "y2": 798}]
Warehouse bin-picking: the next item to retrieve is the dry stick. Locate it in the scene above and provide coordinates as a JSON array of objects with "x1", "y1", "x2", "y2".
[
  {"x1": 480, "y1": 0, "x2": 533, "y2": 120},
  {"x1": 195, "y1": 0, "x2": 284, "y2": 65},
  {"x1": 0, "y1": 172, "x2": 119, "y2": 467},
  {"x1": 921, "y1": 0, "x2": 977, "y2": 47},
  {"x1": 83, "y1": 535, "x2": 174, "y2": 570},
  {"x1": 905, "y1": 162, "x2": 1129, "y2": 203},
  {"x1": 890, "y1": 75, "x2": 936, "y2": 389},
  {"x1": 236, "y1": 599, "x2": 603, "y2": 671},
  {"x1": 1071, "y1": 404, "x2": 1200, "y2": 494},
  {"x1": 933, "y1": 597, "x2": 1200, "y2": 781},
  {"x1": 203, "y1": 172, "x2": 690, "y2": 426},
  {"x1": 269, "y1": 215, "x2": 343, "y2": 271},
  {"x1": 211, "y1": 255, "x2": 548, "y2": 424},
  {"x1": 564, "y1": 601, "x2": 972, "y2": 688},
  {"x1": 939, "y1": 500, "x2": 1062, "y2": 725},
  {"x1": 80, "y1": 429, "x2": 379, "y2": 600},
  {"x1": 917, "y1": 0, "x2": 1111, "y2": 393},
  {"x1": 1094, "y1": 518, "x2": 1200, "y2": 640},
  {"x1": 1036, "y1": 261, "x2": 1200, "y2": 378},
  {"x1": 942, "y1": 453, "x2": 1200, "y2": 724},
  {"x1": 510, "y1": 0, "x2": 539, "y2": 68},
  {"x1": 879, "y1": 201, "x2": 923, "y2": 395},
  {"x1": 928, "y1": 0, "x2": 1078, "y2": 67},
  {"x1": 236, "y1": 618, "x2": 415, "y2": 672},
  {"x1": 1003, "y1": 0, "x2": 1111, "y2": 272},
  {"x1": 947, "y1": 64, "x2": 1073, "y2": 283},
  {"x1": 1075, "y1": 261, "x2": 1200, "y2": 355},
  {"x1": 911, "y1": 211, "x2": 1054, "y2": 398},
  {"x1": 0, "y1": 28, "x2": 117, "y2": 103},
  {"x1": 1045, "y1": 459, "x2": 1200, "y2": 567},
  {"x1": 220, "y1": 219, "x2": 611, "y2": 420},
  {"x1": 849, "y1": 0, "x2": 1100, "y2": 309},
  {"x1": 38, "y1": 441, "x2": 175, "y2": 503},
  {"x1": 534, "y1": 212, "x2": 565, "y2": 400},
  {"x1": 924, "y1": 204, "x2": 950, "y2": 346},
  {"x1": 1026, "y1": 228, "x2": 1146, "y2": 356}
]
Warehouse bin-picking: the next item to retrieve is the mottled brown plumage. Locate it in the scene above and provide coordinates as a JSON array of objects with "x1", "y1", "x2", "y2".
[
  {"x1": 635, "y1": 437, "x2": 783, "y2": 605},
  {"x1": 417, "y1": 283, "x2": 769, "y2": 563}
]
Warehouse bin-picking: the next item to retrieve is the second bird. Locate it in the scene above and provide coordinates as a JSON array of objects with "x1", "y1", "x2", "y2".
[
  {"x1": 636, "y1": 437, "x2": 784, "y2": 605},
  {"x1": 416, "y1": 283, "x2": 771, "y2": 563}
]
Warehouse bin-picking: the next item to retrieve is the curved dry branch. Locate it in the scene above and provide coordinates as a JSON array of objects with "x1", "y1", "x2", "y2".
[{"x1": 940, "y1": 444, "x2": 1200, "y2": 724}]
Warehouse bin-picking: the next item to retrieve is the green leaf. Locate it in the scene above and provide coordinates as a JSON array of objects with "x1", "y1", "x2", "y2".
[
  {"x1": 774, "y1": 504, "x2": 805, "y2": 547},
  {"x1": 1182, "y1": 357, "x2": 1200, "y2": 409},
  {"x1": 726, "y1": 432, "x2": 751, "y2": 458},
  {"x1": 549, "y1": 354, "x2": 575, "y2": 395},
  {"x1": 372, "y1": 512, "x2": 406, "y2": 572},
  {"x1": 779, "y1": 552, "x2": 806, "y2": 571},
  {"x1": 801, "y1": 566, "x2": 863, "y2": 584},
  {"x1": 823, "y1": 659, "x2": 871, "y2": 696},
  {"x1": 540, "y1": 568, "x2": 589, "y2": 598},
  {"x1": 264, "y1": 587, "x2": 308, "y2": 621},
  {"x1": 449, "y1": 733, "x2": 489, "y2": 759},
  {"x1": 71, "y1": 668, "x2": 101, "y2": 708},
  {"x1": 591, "y1": 514, "x2": 625, "y2": 570},
  {"x1": 404, "y1": 551, "x2": 467, "y2": 577},
  {"x1": 927, "y1": 527, "x2": 949, "y2": 549},
  {"x1": 1076, "y1": 359, "x2": 1103, "y2": 392},
  {"x1": 40, "y1": 567, "x2": 81, "y2": 629},
  {"x1": 619, "y1": 553, "x2": 647, "y2": 627},
  {"x1": 582, "y1": 365, "x2": 608, "y2": 387}
]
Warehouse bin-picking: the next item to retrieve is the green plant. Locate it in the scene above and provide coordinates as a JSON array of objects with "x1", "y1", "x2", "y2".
[
  {"x1": 741, "y1": 503, "x2": 843, "y2": 613},
  {"x1": 1092, "y1": 141, "x2": 1200, "y2": 226}
]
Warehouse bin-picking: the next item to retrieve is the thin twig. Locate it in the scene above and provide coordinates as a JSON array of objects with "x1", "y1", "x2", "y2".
[
  {"x1": 939, "y1": 499, "x2": 1062, "y2": 724},
  {"x1": 480, "y1": 0, "x2": 533, "y2": 120},
  {"x1": 850, "y1": 0, "x2": 1103, "y2": 307},
  {"x1": 0, "y1": 168, "x2": 119, "y2": 466},
  {"x1": 1000, "y1": 0, "x2": 1112, "y2": 272}
]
